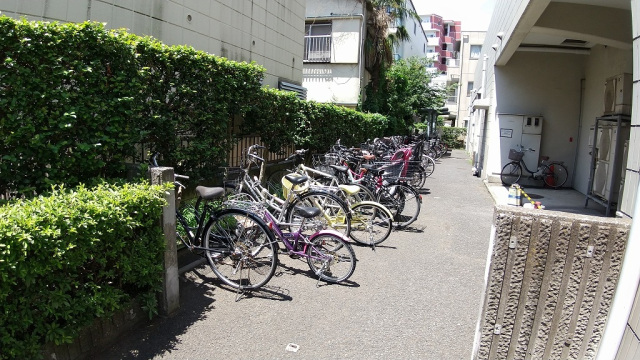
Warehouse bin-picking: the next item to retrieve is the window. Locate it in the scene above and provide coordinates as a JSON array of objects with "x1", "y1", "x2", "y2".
[
  {"x1": 304, "y1": 23, "x2": 331, "y2": 62},
  {"x1": 414, "y1": 23, "x2": 416, "y2": 35},
  {"x1": 467, "y1": 81, "x2": 474, "y2": 96},
  {"x1": 470, "y1": 45, "x2": 481, "y2": 59}
]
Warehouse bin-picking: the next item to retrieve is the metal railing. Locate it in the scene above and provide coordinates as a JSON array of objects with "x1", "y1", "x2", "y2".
[{"x1": 304, "y1": 35, "x2": 331, "y2": 62}]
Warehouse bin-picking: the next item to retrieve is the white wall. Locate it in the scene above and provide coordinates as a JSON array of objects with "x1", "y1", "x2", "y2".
[
  {"x1": 487, "y1": 52, "x2": 586, "y2": 184},
  {"x1": 0, "y1": 0, "x2": 306, "y2": 88},
  {"x1": 574, "y1": 45, "x2": 633, "y2": 194},
  {"x1": 303, "y1": 0, "x2": 364, "y2": 106}
]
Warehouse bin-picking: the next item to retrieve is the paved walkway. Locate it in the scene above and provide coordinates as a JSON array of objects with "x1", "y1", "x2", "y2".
[{"x1": 97, "y1": 149, "x2": 496, "y2": 360}]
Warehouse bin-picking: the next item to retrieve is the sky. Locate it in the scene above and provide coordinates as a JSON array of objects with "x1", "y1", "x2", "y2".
[{"x1": 412, "y1": 0, "x2": 497, "y2": 31}]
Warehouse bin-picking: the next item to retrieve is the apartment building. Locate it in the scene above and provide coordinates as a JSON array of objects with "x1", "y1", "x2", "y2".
[
  {"x1": 303, "y1": 0, "x2": 428, "y2": 108},
  {"x1": 457, "y1": 31, "x2": 486, "y2": 129},
  {"x1": 467, "y1": 1, "x2": 640, "y2": 358},
  {"x1": 421, "y1": 14, "x2": 462, "y2": 123},
  {"x1": 0, "y1": 0, "x2": 305, "y2": 89}
]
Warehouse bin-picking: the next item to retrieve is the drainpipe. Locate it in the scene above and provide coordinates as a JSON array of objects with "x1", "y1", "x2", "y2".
[
  {"x1": 595, "y1": 180, "x2": 640, "y2": 360},
  {"x1": 475, "y1": 54, "x2": 489, "y2": 177}
]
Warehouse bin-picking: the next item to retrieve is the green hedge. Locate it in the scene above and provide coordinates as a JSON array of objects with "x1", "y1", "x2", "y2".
[
  {"x1": 244, "y1": 88, "x2": 389, "y2": 153},
  {"x1": 0, "y1": 183, "x2": 169, "y2": 359},
  {"x1": 1, "y1": 16, "x2": 390, "y2": 195},
  {"x1": 0, "y1": 17, "x2": 264, "y2": 196},
  {"x1": 440, "y1": 126, "x2": 467, "y2": 149}
]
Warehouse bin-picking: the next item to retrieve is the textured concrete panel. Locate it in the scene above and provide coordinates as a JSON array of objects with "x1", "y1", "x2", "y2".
[{"x1": 474, "y1": 206, "x2": 630, "y2": 360}]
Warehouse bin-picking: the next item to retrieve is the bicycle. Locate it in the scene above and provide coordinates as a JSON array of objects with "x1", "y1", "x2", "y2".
[
  {"x1": 500, "y1": 145, "x2": 568, "y2": 188},
  {"x1": 272, "y1": 150, "x2": 394, "y2": 247},
  {"x1": 227, "y1": 181, "x2": 357, "y2": 284},
  {"x1": 150, "y1": 153, "x2": 279, "y2": 292},
  {"x1": 224, "y1": 145, "x2": 352, "y2": 238}
]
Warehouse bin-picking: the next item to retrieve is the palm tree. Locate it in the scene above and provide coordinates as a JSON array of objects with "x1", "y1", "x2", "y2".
[{"x1": 361, "y1": 0, "x2": 421, "y2": 90}]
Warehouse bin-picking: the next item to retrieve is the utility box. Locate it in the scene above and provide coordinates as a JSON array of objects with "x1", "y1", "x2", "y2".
[{"x1": 603, "y1": 73, "x2": 632, "y2": 116}]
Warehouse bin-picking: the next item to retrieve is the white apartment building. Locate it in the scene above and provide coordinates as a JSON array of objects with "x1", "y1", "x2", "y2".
[
  {"x1": 303, "y1": 0, "x2": 428, "y2": 108},
  {"x1": 468, "y1": 1, "x2": 640, "y2": 357},
  {"x1": 0, "y1": 0, "x2": 305, "y2": 89},
  {"x1": 458, "y1": 31, "x2": 486, "y2": 129},
  {"x1": 303, "y1": 0, "x2": 365, "y2": 108}
]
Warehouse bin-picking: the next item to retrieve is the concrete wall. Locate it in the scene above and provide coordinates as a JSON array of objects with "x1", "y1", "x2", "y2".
[
  {"x1": 0, "y1": 0, "x2": 306, "y2": 88},
  {"x1": 474, "y1": 206, "x2": 630, "y2": 360}
]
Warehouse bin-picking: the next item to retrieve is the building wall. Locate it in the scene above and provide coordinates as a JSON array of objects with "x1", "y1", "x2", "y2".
[
  {"x1": 303, "y1": 0, "x2": 364, "y2": 106},
  {"x1": 394, "y1": 0, "x2": 428, "y2": 60},
  {"x1": 0, "y1": 0, "x2": 305, "y2": 88},
  {"x1": 488, "y1": 51, "x2": 586, "y2": 186},
  {"x1": 575, "y1": 45, "x2": 633, "y2": 196},
  {"x1": 459, "y1": 31, "x2": 486, "y2": 128}
]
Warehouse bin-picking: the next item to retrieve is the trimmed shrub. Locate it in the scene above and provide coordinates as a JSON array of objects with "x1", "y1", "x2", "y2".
[
  {"x1": 244, "y1": 88, "x2": 389, "y2": 153},
  {"x1": 0, "y1": 17, "x2": 264, "y2": 196},
  {"x1": 0, "y1": 182, "x2": 169, "y2": 359},
  {"x1": 440, "y1": 126, "x2": 467, "y2": 149}
]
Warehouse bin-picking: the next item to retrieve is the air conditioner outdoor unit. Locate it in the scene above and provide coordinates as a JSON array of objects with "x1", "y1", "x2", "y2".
[{"x1": 603, "y1": 73, "x2": 632, "y2": 115}]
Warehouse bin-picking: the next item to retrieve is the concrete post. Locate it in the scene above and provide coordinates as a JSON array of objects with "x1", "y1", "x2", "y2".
[{"x1": 149, "y1": 167, "x2": 180, "y2": 316}]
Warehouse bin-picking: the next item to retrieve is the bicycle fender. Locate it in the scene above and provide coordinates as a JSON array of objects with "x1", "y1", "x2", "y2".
[
  {"x1": 350, "y1": 200, "x2": 394, "y2": 219},
  {"x1": 309, "y1": 229, "x2": 350, "y2": 242}
]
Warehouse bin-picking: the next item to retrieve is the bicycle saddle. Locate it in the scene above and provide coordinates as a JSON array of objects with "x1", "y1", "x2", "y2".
[
  {"x1": 195, "y1": 186, "x2": 225, "y2": 200},
  {"x1": 293, "y1": 206, "x2": 322, "y2": 219},
  {"x1": 329, "y1": 164, "x2": 349, "y2": 173},
  {"x1": 361, "y1": 164, "x2": 384, "y2": 176}
]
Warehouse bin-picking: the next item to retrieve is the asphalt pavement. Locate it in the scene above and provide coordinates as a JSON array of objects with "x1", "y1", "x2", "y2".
[{"x1": 97, "y1": 149, "x2": 496, "y2": 360}]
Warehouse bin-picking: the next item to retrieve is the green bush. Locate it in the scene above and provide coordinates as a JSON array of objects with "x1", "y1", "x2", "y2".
[
  {"x1": 0, "y1": 182, "x2": 169, "y2": 359},
  {"x1": 440, "y1": 126, "x2": 467, "y2": 149},
  {"x1": 244, "y1": 88, "x2": 389, "y2": 153},
  {"x1": 0, "y1": 17, "x2": 264, "y2": 196}
]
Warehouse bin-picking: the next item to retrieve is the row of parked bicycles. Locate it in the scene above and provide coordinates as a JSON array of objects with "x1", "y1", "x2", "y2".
[{"x1": 150, "y1": 135, "x2": 449, "y2": 296}]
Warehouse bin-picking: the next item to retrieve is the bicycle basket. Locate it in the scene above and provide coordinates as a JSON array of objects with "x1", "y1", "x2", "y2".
[{"x1": 508, "y1": 149, "x2": 524, "y2": 161}]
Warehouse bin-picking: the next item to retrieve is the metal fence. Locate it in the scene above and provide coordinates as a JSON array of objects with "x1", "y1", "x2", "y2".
[{"x1": 304, "y1": 35, "x2": 331, "y2": 62}]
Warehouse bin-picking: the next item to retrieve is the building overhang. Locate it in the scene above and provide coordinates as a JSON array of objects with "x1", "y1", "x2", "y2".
[
  {"x1": 471, "y1": 98, "x2": 491, "y2": 110},
  {"x1": 495, "y1": 1, "x2": 631, "y2": 66}
]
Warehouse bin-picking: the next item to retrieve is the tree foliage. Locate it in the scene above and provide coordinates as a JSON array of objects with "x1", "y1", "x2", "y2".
[
  {"x1": 362, "y1": 0, "x2": 421, "y2": 91},
  {"x1": 361, "y1": 57, "x2": 447, "y2": 135}
]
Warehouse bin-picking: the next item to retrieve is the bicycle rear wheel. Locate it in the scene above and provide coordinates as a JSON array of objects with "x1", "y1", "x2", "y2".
[
  {"x1": 203, "y1": 209, "x2": 278, "y2": 290},
  {"x1": 349, "y1": 202, "x2": 393, "y2": 246},
  {"x1": 286, "y1": 191, "x2": 351, "y2": 237},
  {"x1": 500, "y1": 162, "x2": 522, "y2": 186},
  {"x1": 376, "y1": 183, "x2": 421, "y2": 228},
  {"x1": 422, "y1": 156, "x2": 435, "y2": 178},
  {"x1": 408, "y1": 165, "x2": 427, "y2": 189},
  {"x1": 306, "y1": 234, "x2": 356, "y2": 283},
  {"x1": 544, "y1": 162, "x2": 568, "y2": 189}
]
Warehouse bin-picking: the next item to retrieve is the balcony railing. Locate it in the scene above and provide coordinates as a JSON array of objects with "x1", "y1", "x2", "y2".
[{"x1": 304, "y1": 35, "x2": 331, "y2": 62}]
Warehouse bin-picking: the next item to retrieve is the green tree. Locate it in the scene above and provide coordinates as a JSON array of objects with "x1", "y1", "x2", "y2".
[{"x1": 361, "y1": 57, "x2": 447, "y2": 135}]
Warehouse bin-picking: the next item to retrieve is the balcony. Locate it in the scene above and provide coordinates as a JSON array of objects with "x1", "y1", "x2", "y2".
[{"x1": 304, "y1": 35, "x2": 331, "y2": 62}]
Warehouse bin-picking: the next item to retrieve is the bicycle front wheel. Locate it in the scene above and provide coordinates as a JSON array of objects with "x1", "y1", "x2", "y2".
[
  {"x1": 544, "y1": 162, "x2": 568, "y2": 189},
  {"x1": 203, "y1": 209, "x2": 278, "y2": 290},
  {"x1": 500, "y1": 162, "x2": 522, "y2": 186},
  {"x1": 349, "y1": 202, "x2": 393, "y2": 246},
  {"x1": 306, "y1": 234, "x2": 356, "y2": 283}
]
